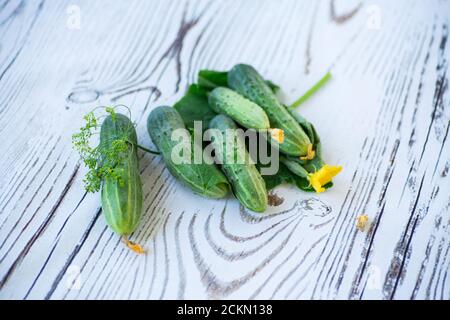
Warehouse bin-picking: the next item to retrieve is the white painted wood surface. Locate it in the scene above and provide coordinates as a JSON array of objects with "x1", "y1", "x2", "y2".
[{"x1": 0, "y1": 0, "x2": 448, "y2": 300}]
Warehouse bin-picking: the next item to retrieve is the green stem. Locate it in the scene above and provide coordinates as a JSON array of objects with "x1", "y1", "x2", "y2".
[
  {"x1": 136, "y1": 144, "x2": 160, "y2": 155},
  {"x1": 125, "y1": 140, "x2": 160, "y2": 155},
  {"x1": 288, "y1": 71, "x2": 331, "y2": 110}
]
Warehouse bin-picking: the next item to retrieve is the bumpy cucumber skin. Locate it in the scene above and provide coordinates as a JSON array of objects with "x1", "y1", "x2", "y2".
[
  {"x1": 100, "y1": 114, "x2": 142, "y2": 235},
  {"x1": 228, "y1": 64, "x2": 311, "y2": 156},
  {"x1": 209, "y1": 114, "x2": 268, "y2": 212},
  {"x1": 147, "y1": 106, "x2": 228, "y2": 199},
  {"x1": 208, "y1": 87, "x2": 270, "y2": 130}
]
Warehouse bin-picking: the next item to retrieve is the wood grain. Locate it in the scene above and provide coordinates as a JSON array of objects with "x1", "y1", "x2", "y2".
[{"x1": 0, "y1": 0, "x2": 448, "y2": 300}]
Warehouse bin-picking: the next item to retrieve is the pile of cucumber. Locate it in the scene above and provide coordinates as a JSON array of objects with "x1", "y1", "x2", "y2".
[
  {"x1": 170, "y1": 64, "x2": 341, "y2": 196},
  {"x1": 73, "y1": 64, "x2": 341, "y2": 253}
]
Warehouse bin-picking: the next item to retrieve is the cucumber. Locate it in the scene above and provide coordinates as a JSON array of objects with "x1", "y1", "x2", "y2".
[
  {"x1": 228, "y1": 64, "x2": 311, "y2": 156},
  {"x1": 147, "y1": 106, "x2": 229, "y2": 199},
  {"x1": 100, "y1": 114, "x2": 142, "y2": 236},
  {"x1": 209, "y1": 114, "x2": 268, "y2": 212},
  {"x1": 208, "y1": 87, "x2": 270, "y2": 130},
  {"x1": 280, "y1": 156, "x2": 309, "y2": 179}
]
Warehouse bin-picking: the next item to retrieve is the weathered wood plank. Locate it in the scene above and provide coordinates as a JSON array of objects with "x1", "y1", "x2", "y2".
[{"x1": 0, "y1": 0, "x2": 448, "y2": 300}]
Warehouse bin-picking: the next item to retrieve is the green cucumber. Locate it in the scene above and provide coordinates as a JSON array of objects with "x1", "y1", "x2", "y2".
[
  {"x1": 100, "y1": 114, "x2": 143, "y2": 236},
  {"x1": 208, "y1": 87, "x2": 270, "y2": 130},
  {"x1": 280, "y1": 156, "x2": 309, "y2": 179},
  {"x1": 147, "y1": 106, "x2": 229, "y2": 198},
  {"x1": 228, "y1": 64, "x2": 311, "y2": 156},
  {"x1": 209, "y1": 114, "x2": 268, "y2": 212}
]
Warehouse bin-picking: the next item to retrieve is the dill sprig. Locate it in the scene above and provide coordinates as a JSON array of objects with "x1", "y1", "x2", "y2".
[{"x1": 72, "y1": 106, "x2": 135, "y2": 193}]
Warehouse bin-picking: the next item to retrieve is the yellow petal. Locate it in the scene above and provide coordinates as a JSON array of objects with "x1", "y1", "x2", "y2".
[
  {"x1": 308, "y1": 164, "x2": 342, "y2": 193},
  {"x1": 356, "y1": 215, "x2": 369, "y2": 231},
  {"x1": 310, "y1": 175, "x2": 325, "y2": 193},
  {"x1": 300, "y1": 144, "x2": 315, "y2": 160},
  {"x1": 269, "y1": 128, "x2": 284, "y2": 143},
  {"x1": 122, "y1": 236, "x2": 146, "y2": 254}
]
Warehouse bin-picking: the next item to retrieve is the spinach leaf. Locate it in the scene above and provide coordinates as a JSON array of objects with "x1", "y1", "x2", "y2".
[
  {"x1": 265, "y1": 80, "x2": 280, "y2": 93},
  {"x1": 198, "y1": 70, "x2": 228, "y2": 90},
  {"x1": 258, "y1": 162, "x2": 324, "y2": 192},
  {"x1": 197, "y1": 69, "x2": 280, "y2": 93},
  {"x1": 173, "y1": 84, "x2": 216, "y2": 130}
]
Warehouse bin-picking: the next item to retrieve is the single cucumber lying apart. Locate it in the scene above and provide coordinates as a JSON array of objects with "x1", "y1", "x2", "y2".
[
  {"x1": 147, "y1": 106, "x2": 229, "y2": 199},
  {"x1": 100, "y1": 114, "x2": 143, "y2": 237},
  {"x1": 209, "y1": 114, "x2": 268, "y2": 212},
  {"x1": 73, "y1": 108, "x2": 145, "y2": 253},
  {"x1": 228, "y1": 64, "x2": 311, "y2": 157}
]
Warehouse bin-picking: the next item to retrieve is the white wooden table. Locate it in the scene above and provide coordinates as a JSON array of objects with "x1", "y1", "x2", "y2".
[{"x1": 0, "y1": 0, "x2": 448, "y2": 300}]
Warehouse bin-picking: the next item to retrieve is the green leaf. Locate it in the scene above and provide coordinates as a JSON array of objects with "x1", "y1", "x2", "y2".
[
  {"x1": 187, "y1": 129, "x2": 231, "y2": 194},
  {"x1": 198, "y1": 70, "x2": 228, "y2": 90},
  {"x1": 257, "y1": 154, "x2": 302, "y2": 190},
  {"x1": 197, "y1": 69, "x2": 280, "y2": 93},
  {"x1": 265, "y1": 80, "x2": 280, "y2": 93},
  {"x1": 295, "y1": 178, "x2": 333, "y2": 192},
  {"x1": 258, "y1": 162, "x2": 293, "y2": 190},
  {"x1": 258, "y1": 162, "x2": 318, "y2": 192},
  {"x1": 173, "y1": 84, "x2": 217, "y2": 130}
]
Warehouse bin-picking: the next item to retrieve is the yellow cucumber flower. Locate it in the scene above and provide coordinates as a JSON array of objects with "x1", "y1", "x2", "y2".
[{"x1": 308, "y1": 164, "x2": 342, "y2": 193}]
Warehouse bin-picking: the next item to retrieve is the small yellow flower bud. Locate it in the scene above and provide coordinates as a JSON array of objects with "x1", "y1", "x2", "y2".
[
  {"x1": 300, "y1": 144, "x2": 315, "y2": 160},
  {"x1": 269, "y1": 128, "x2": 285, "y2": 143},
  {"x1": 356, "y1": 215, "x2": 369, "y2": 232}
]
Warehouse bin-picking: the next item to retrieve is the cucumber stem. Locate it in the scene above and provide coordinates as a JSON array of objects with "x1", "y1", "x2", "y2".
[{"x1": 288, "y1": 71, "x2": 332, "y2": 110}]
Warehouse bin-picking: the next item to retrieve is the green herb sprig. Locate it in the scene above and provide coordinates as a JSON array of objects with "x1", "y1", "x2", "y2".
[{"x1": 72, "y1": 106, "x2": 159, "y2": 193}]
